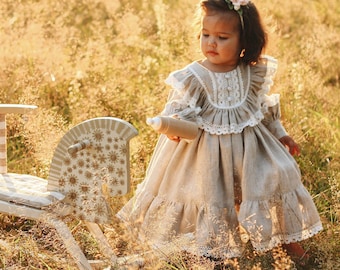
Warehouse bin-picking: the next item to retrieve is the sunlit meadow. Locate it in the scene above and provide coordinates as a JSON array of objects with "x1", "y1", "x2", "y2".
[{"x1": 0, "y1": 0, "x2": 339, "y2": 269}]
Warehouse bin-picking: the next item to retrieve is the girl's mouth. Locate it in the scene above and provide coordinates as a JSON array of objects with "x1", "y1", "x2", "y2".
[{"x1": 206, "y1": 51, "x2": 218, "y2": 56}]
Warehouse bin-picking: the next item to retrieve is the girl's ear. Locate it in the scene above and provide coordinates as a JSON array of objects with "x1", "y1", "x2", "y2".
[{"x1": 240, "y1": 49, "x2": 245, "y2": 58}]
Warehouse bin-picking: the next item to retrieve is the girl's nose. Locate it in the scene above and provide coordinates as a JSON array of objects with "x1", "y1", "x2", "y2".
[{"x1": 208, "y1": 37, "x2": 216, "y2": 47}]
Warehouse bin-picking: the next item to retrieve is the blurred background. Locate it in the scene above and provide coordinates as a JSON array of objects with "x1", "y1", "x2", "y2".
[{"x1": 0, "y1": 0, "x2": 339, "y2": 269}]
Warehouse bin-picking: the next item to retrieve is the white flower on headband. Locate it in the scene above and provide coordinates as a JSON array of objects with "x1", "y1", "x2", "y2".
[
  {"x1": 227, "y1": 0, "x2": 250, "y2": 11},
  {"x1": 225, "y1": 0, "x2": 250, "y2": 29}
]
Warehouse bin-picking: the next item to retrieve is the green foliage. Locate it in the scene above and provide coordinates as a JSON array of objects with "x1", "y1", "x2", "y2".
[{"x1": 0, "y1": 0, "x2": 339, "y2": 269}]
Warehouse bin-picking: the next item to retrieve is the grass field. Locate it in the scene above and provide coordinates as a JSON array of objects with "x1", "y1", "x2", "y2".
[{"x1": 0, "y1": 0, "x2": 339, "y2": 269}]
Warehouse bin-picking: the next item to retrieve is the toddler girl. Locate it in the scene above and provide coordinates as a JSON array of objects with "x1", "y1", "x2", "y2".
[{"x1": 118, "y1": 0, "x2": 322, "y2": 262}]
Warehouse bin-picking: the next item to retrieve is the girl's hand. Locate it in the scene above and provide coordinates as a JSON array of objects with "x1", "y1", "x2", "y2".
[
  {"x1": 279, "y1": 135, "x2": 300, "y2": 156},
  {"x1": 167, "y1": 135, "x2": 181, "y2": 142}
]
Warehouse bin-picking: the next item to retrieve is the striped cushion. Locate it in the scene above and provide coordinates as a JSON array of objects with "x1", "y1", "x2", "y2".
[{"x1": 0, "y1": 173, "x2": 64, "y2": 208}]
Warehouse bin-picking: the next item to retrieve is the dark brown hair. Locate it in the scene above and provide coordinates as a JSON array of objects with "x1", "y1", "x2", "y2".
[{"x1": 198, "y1": 0, "x2": 267, "y2": 65}]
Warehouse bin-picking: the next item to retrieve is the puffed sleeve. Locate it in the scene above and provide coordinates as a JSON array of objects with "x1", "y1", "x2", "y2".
[
  {"x1": 161, "y1": 66, "x2": 202, "y2": 121},
  {"x1": 251, "y1": 56, "x2": 288, "y2": 139}
]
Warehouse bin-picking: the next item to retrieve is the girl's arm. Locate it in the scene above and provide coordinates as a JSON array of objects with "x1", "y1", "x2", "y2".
[{"x1": 261, "y1": 94, "x2": 300, "y2": 156}]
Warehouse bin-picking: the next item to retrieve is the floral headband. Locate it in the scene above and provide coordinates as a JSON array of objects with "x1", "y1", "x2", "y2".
[{"x1": 224, "y1": 0, "x2": 250, "y2": 30}]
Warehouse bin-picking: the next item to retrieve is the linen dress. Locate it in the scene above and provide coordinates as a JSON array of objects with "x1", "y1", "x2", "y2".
[{"x1": 117, "y1": 55, "x2": 322, "y2": 259}]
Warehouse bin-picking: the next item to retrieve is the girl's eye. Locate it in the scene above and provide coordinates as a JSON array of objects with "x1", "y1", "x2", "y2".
[
  {"x1": 219, "y1": 36, "x2": 228, "y2": 40},
  {"x1": 202, "y1": 33, "x2": 209, "y2": 37}
]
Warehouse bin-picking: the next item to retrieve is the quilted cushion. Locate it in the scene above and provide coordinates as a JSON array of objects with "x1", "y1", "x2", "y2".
[{"x1": 0, "y1": 173, "x2": 64, "y2": 209}]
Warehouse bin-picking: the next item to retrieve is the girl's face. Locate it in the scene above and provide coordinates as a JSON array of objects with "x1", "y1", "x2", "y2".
[{"x1": 200, "y1": 11, "x2": 241, "y2": 72}]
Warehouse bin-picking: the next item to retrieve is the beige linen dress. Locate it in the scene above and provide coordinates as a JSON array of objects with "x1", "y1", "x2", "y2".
[{"x1": 117, "y1": 55, "x2": 322, "y2": 259}]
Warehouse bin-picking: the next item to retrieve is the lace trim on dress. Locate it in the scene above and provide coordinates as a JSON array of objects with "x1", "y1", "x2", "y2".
[
  {"x1": 239, "y1": 184, "x2": 323, "y2": 252},
  {"x1": 207, "y1": 66, "x2": 250, "y2": 109},
  {"x1": 252, "y1": 222, "x2": 323, "y2": 252},
  {"x1": 197, "y1": 110, "x2": 264, "y2": 135},
  {"x1": 118, "y1": 183, "x2": 322, "y2": 258},
  {"x1": 189, "y1": 65, "x2": 251, "y2": 110},
  {"x1": 188, "y1": 63, "x2": 266, "y2": 134},
  {"x1": 164, "y1": 56, "x2": 280, "y2": 135},
  {"x1": 165, "y1": 73, "x2": 186, "y2": 92},
  {"x1": 151, "y1": 232, "x2": 243, "y2": 259},
  {"x1": 119, "y1": 189, "x2": 245, "y2": 259},
  {"x1": 164, "y1": 71, "x2": 201, "y2": 114},
  {"x1": 254, "y1": 56, "x2": 278, "y2": 115}
]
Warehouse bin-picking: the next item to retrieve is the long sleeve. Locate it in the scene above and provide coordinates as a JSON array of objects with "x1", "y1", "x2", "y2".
[{"x1": 261, "y1": 94, "x2": 288, "y2": 139}]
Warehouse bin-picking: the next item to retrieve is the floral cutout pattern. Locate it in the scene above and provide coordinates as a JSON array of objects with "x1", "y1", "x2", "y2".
[{"x1": 47, "y1": 117, "x2": 138, "y2": 224}]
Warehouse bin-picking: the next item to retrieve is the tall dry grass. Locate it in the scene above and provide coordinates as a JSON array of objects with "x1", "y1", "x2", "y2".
[{"x1": 0, "y1": 0, "x2": 339, "y2": 269}]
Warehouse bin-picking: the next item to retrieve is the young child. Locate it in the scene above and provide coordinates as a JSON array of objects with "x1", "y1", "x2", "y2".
[{"x1": 117, "y1": 0, "x2": 322, "y2": 262}]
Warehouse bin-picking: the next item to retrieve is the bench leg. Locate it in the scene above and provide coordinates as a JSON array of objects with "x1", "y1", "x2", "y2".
[{"x1": 47, "y1": 217, "x2": 92, "y2": 270}]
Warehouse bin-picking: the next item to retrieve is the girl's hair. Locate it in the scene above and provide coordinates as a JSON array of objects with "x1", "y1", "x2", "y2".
[{"x1": 197, "y1": 0, "x2": 267, "y2": 65}]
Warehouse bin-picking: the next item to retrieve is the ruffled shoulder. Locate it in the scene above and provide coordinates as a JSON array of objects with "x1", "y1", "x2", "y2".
[
  {"x1": 165, "y1": 63, "x2": 200, "y2": 92},
  {"x1": 162, "y1": 58, "x2": 281, "y2": 135},
  {"x1": 164, "y1": 63, "x2": 204, "y2": 113},
  {"x1": 250, "y1": 55, "x2": 278, "y2": 95}
]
